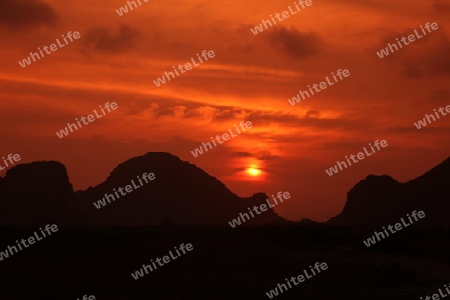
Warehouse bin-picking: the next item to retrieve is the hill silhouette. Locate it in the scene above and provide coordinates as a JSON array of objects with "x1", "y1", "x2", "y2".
[
  {"x1": 0, "y1": 153, "x2": 449, "y2": 300},
  {"x1": 328, "y1": 157, "x2": 450, "y2": 230},
  {"x1": 0, "y1": 161, "x2": 74, "y2": 226},
  {"x1": 0, "y1": 152, "x2": 449, "y2": 228},
  {"x1": 0, "y1": 152, "x2": 285, "y2": 226}
]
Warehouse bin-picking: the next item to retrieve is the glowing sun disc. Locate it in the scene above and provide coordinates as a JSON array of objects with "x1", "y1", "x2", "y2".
[{"x1": 246, "y1": 167, "x2": 262, "y2": 176}]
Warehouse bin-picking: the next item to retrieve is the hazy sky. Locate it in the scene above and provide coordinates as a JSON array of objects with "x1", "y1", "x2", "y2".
[{"x1": 0, "y1": 0, "x2": 449, "y2": 221}]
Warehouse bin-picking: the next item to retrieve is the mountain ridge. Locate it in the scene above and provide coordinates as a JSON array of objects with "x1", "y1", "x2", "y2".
[
  {"x1": 0, "y1": 152, "x2": 449, "y2": 229},
  {"x1": 328, "y1": 156, "x2": 450, "y2": 229},
  {"x1": 0, "y1": 152, "x2": 285, "y2": 227}
]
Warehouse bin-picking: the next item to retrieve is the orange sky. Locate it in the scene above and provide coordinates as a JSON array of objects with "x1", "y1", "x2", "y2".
[{"x1": 0, "y1": 0, "x2": 449, "y2": 221}]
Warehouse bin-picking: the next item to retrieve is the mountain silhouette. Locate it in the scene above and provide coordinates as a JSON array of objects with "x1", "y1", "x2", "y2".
[
  {"x1": 328, "y1": 156, "x2": 450, "y2": 230},
  {"x1": 1, "y1": 152, "x2": 449, "y2": 228},
  {"x1": 0, "y1": 152, "x2": 285, "y2": 226},
  {"x1": 0, "y1": 161, "x2": 74, "y2": 226}
]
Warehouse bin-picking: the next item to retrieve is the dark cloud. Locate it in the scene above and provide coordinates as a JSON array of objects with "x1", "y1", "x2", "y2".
[
  {"x1": 377, "y1": 27, "x2": 450, "y2": 78},
  {"x1": 422, "y1": 35, "x2": 450, "y2": 77},
  {"x1": 388, "y1": 125, "x2": 450, "y2": 134},
  {"x1": 121, "y1": 101, "x2": 367, "y2": 132},
  {"x1": 431, "y1": 89, "x2": 450, "y2": 104},
  {"x1": 156, "y1": 109, "x2": 174, "y2": 117},
  {"x1": 83, "y1": 24, "x2": 139, "y2": 54},
  {"x1": 402, "y1": 62, "x2": 423, "y2": 78},
  {"x1": 0, "y1": 0, "x2": 58, "y2": 30},
  {"x1": 402, "y1": 36, "x2": 450, "y2": 78},
  {"x1": 247, "y1": 110, "x2": 369, "y2": 130},
  {"x1": 266, "y1": 26, "x2": 321, "y2": 59},
  {"x1": 376, "y1": 28, "x2": 432, "y2": 57},
  {"x1": 387, "y1": 126, "x2": 419, "y2": 133},
  {"x1": 232, "y1": 150, "x2": 281, "y2": 161},
  {"x1": 213, "y1": 109, "x2": 246, "y2": 121},
  {"x1": 320, "y1": 140, "x2": 383, "y2": 150},
  {"x1": 233, "y1": 151, "x2": 253, "y2": 157},
  {"x1": 434, "y1": 3, "x2": 450, "y2": 11},
  {"x1": 256, "y1": 151, "x2": 281, "y2": 161},
  {"x1": 184, "y1": 109, "x2": 204, "y2": 119},
  {"x1": 177, "y1": 105, "x2": 249, "y2": 120},
  {"x1": 432, "y1": 0, "x2": 450, "y2": 11},
  {"x1": 127, "y1": 110, "x2": 142, "y2": 116},
  {"x1": 231, "y1": 167, "x2": 246, "y2": 173}
]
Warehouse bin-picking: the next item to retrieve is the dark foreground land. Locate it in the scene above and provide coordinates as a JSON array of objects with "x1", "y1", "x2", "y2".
[{"x1": 1, "y1": 224, "x2": 449, "y2": 300}]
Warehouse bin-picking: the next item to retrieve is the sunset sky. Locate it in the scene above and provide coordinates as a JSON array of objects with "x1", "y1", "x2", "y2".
[{"x1": 0, "y1": 0, "x2": 449, "y2": 222}]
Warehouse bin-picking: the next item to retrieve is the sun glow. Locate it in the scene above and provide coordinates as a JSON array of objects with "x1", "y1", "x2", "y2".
[{"x1": 246, "y1": 167, "x2": 262, "y2": 177}]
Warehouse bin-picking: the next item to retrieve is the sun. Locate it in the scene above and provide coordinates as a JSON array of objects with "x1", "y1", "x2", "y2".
[{"x1": 246, "y1": 167, "x2": 262, "y2": 177}]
